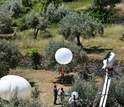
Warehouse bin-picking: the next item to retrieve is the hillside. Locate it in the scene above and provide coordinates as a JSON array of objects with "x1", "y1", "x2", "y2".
[{"x1": 0, "y1": 0, "x2": 124, "y2": 107}]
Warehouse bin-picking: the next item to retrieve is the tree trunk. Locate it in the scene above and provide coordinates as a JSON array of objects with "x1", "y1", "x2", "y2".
[
  {"x1": 34, "y1": 29, "x2": 39, "y2": 39},
  {"x1": 76, "y1": 35, "x2": 83, "y2": 48},
  {"x1": 34, "y1": 28, "x2": 36, "y2": 36}
]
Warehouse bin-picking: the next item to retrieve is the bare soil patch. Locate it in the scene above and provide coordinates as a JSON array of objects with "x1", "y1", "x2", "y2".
[{"x1": 9, "y1": 69, "x2": 71, "y2": 107}]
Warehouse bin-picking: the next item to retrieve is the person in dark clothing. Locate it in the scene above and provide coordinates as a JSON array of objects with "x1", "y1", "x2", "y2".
[
  {"x1": 73, "y1": 95, "x2": 77, "y2": 107},
  {"x1": 53, "y1": 85, "x2": 59, "y2": 105},
  {"x1": 60, "y1": 88, "x2": 65, "y2": 106}
]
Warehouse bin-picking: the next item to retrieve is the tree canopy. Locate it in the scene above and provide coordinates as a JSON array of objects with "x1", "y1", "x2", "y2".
[
  {"x1": 0, "y1": 40, "x2": 21, "y2": 77},
  {"x1": 25, "y1": 12, "x2": 48, "y2": 39},
  {"x1": 0, "y1": 8, "x2": 13, "y2": 34},
  {"x1": 40, "y1": 0, "x2": 62, "y2": 10},
  {"x1": 59, "y1": 12, "x2": 103, "y2": 47}
]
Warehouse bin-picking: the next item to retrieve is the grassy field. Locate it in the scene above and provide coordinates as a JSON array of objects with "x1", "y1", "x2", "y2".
[
  {"x1": 64, "y1": 0, "x2": 92, "y2": 11},
  {"x1": 13, "y1": 1, "x2": 124, "y2": 60},
  {"x1": 83, "y1": 25, "x2": 124, "y2": 60},
  {"x1": 15, "y1": 24, "x2": 124, "y2": 60},
  {"x1": 0, "y1": 1, "x2": 124, "y2": 106},
  {"x1": 1, "y1": 0, "x2": 124, "y2": 60}
]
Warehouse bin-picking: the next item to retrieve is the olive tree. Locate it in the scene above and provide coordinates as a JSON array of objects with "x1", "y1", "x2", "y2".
[
  {"x1": 0, "y1": 8, "x2": 13, "y2": 34},
  {"x1": 2, "y1": 0, "x2": 22, "y2": 18},
  {"x1": 0, "y1": 40, "x2": 21, "y2": 77},
  {"x1": 41, "y1": 3, "x2": 68, "y2": 24},
  {"x1": 59, "y1": 12, "x2": 103, "y2": 47},
  {"x1": 0, "y1": 98, "x2": 47, "y2": 107},
  {"x1": 46, "y1": 3, "x2": 68, "y2": 23},
  {"x1": 25, "y1": 12, "x2": 48, "y2": 39}
]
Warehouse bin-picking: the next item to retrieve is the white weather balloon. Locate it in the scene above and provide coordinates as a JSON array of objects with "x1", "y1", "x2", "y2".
[
  {"x1": 0, "y1": 75, "x2": 32, "y2": 101},
  {"x1": 55, "y1": 48, "x2": 73, "y2": 64}
]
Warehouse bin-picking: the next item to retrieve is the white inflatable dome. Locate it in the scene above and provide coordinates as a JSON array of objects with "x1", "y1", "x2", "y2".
[{"x1": 0, "y1": 75, "x2": 32, "y2": 101}]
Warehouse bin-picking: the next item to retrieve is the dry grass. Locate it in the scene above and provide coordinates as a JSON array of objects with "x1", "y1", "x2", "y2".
[
  {"x1": 15, "y1": 25, "x2": 63, "y2": 55},
  {"x1": 14, "y1": 2, "x2": 124, "y2": 60},
  {"x1": 15, "y1": 24, "x2": 124, "y2": 60},
  {"x1": 116, "y1": 3, "x2": 124, "y2": 13},
  {"x1": 64, "y1": 0, "x2": 92, "y2": 11},
  {"x1": 83, "y1": 24, "x2": 124, "y2": 60}
]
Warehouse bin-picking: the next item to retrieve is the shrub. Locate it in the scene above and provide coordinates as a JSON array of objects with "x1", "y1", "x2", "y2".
[
  {"x1": 0, "y1": 8, "x2": 13, "y2": 34},
  {"x1": 84, "y1": 8, "x2": 116, "y2": 23},
  {"x1": 45, "y1": 40, "x2": 88, "y2": 73},
  {"x1": 66, "y1": 75, "x2": 98, "y2": 107},
  {"x1": 114, "y1": 77, "x2": 124, "y2": 105},
  {"x1": 0, "y1": 61, "x2": 9, "y2": 77},
  {"x1": 106, "y1": 74, "x2": 124, "y2": 106},
  {"x1": 100, "y1": 68, "x2": 124, "y2": 107},
  {"x1": 27, "y1": 48, "x2": 41, "y2": 70},
  {"x1": 0, "y1": 40, "x2": 21, "y2": 77},
  {"x1": 74, "y1": 59, "x2": 103, "y2": 78},
  {"x1": 64, "y1": 68, "x2": 124, "y2": 107},
  {"x1": 18, "y1": 17, "x2": 29, "y2": 31},
  {"x1": 0, "y1": 98, "x2": 47, "y2": 107}
]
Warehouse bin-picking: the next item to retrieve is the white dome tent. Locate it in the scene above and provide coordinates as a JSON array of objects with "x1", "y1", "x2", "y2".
[{"x1": 0, "y1": 75, "x2": 32, "y2": 101}]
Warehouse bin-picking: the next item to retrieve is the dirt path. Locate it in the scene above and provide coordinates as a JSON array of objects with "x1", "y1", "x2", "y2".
[{"x1": 10, "y1": 70, "x2": 71, "y2": 107}]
